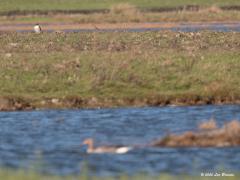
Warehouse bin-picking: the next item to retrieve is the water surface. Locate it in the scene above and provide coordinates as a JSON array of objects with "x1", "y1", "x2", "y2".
[
  {"x1": 1, "y1": 22, "x2": 240, "y2": 32},
  {"x1": 0, "y1": 105, "x2": 240, "y2": 176}
]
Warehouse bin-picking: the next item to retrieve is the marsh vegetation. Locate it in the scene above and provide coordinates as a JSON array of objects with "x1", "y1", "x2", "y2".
[{"x1": 0, "y1": 31, "x2": 239, "y2": 110}]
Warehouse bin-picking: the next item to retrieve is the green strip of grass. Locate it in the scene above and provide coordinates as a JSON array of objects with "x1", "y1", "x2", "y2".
[
  {"x1": 0, "y1": 31, "x2": 240, "y2": 107},
  {"x1": 0, "y1": 169, "x2": 239, "y2": 180},
  {"x1": 0, "y1": 0, "x2": 240, "y2": 12}
]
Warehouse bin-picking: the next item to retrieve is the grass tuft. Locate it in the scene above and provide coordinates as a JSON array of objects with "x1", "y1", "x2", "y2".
[{"x1": 108, "y1": 3, "x2": 142, "y2": 22}]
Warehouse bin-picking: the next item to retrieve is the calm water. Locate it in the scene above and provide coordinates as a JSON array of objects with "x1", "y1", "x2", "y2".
[
  {"x1": 0, "y1": 105, "x2": 240, "y2": 176},
  {"x1": 2, "y1": 22, "x2": 240, "y2": 32}
]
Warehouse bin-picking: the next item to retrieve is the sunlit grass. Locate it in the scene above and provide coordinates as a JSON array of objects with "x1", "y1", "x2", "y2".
[
  {"x1": 0, "y1": 0, "x2": 240, "y2": 12},
  {"x1": 0, "y1": 169, "x2": 239, "y2": 180},
  {"x1": 0, "y1": 31, "x2": 239, "y2": 108}
]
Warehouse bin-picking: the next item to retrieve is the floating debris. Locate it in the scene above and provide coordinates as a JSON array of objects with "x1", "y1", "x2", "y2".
[
  {"x1": 198, "y1": 118, "x2": 217, "y2": 130},
  {"x1": 152, "y1": 120, "x2": 240, "y2": 147}
]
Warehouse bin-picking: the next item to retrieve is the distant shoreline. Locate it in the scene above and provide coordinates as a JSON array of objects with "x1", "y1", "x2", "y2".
[
  {"x1": 1, "y1": 96, "x2": 240, "y2": 111},
  {"x1": 1, "y1": 5, "x2": 240, "y2": 16}
]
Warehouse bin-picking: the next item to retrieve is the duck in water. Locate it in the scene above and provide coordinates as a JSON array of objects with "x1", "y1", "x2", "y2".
[{"x1": 82, "y1": 138, "x2": 132, "y2": 154}]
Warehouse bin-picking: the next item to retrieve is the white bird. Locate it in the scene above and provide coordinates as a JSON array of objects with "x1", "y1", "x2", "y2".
[
  {"x1": 82, "y1": 138, "x2": 132, "y2": 154},
  {"x1": 34, "y1": 24, "x2": 42, "y2": 33}
]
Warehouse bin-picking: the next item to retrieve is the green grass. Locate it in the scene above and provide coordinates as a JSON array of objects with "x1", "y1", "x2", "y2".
[
  {"x1": 0, "y1": 0, "x2": 240, "y2": 12},
  {"x1": 0, "y1": 31, "x2": 239, "y2": 107},
  {"x1": 0, "y1": 169, "x2": 238, "y2": 180}
]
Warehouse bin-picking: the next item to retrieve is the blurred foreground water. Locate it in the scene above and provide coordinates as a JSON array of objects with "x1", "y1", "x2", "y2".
[{"x1": 0, "y1": 105, "x2": 240, "y2": 176}]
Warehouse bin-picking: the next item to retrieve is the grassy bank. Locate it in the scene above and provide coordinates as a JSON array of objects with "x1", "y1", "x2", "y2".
[
  {"x1": 0, "y1": 31, "x2": 239, "y2": 110},
  {"x1": 2, "y1": 10, "x2": 240, "y2": 24},
  {"x1": 1, "y1": 1, "x2": 240, "y2": 24},
  {"x1": 1, "y1": 0, "x2": 240, "y2": 12},
  {"x1": 0, "y1": 169, "x2": 238, "y2": 180}
]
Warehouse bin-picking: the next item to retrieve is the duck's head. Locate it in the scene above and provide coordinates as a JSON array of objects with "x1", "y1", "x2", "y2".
[{"x1": 82, "y1": 138, "x2": 94, "y2": 147}]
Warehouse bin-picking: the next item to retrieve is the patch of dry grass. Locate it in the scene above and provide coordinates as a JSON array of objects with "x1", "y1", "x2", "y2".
[
  {"x1": 1, "y1": 10, "x2": 240, "y2": 24},
  {"x1": 200, "y1": 5, "x2": 223, "y2": 13},
  {"x1": 110, "y1": 3, "x2": 139, "y2": 15},
  {"x1": 108, "y1": 3, "x2": 142, "y2": 22},
  {"x1": 153, "y1": 120, "x2": 240, "y2": 147},
  {"x1": 198, "y1": 119, "x2": 217, "y2": 130},
  {"x1": 1, "y1": 2, "x2": 240, "y2": 24}
]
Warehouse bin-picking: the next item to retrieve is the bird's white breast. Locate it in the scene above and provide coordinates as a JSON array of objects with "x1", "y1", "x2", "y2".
[{"x1": 34, "y1": 25, "x2": 41, "y2": 33}]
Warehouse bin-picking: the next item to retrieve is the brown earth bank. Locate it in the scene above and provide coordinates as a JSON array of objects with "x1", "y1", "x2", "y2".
[
  {"x1": 152, "y1": 120, "x2": 240, "y2": 147},
  {"x1": 1, "y1": 5, "x2": 240, "y2": 16},
  {"x1": 0, "y1": 95, "x2": 240, "y2": 111}
]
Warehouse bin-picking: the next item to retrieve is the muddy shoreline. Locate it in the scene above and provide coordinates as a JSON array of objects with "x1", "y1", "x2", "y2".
[
  {"x1": 1, "y1": 5, "x2": 240, "y2": 16},
  {"x1": 0, "y1": 96, "x2": 240, "y2": 111}
]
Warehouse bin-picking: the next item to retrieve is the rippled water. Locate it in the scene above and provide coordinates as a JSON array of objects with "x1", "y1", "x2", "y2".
[{"x1": 0, "y1": 105, "x2": 240, "y2": 176}]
